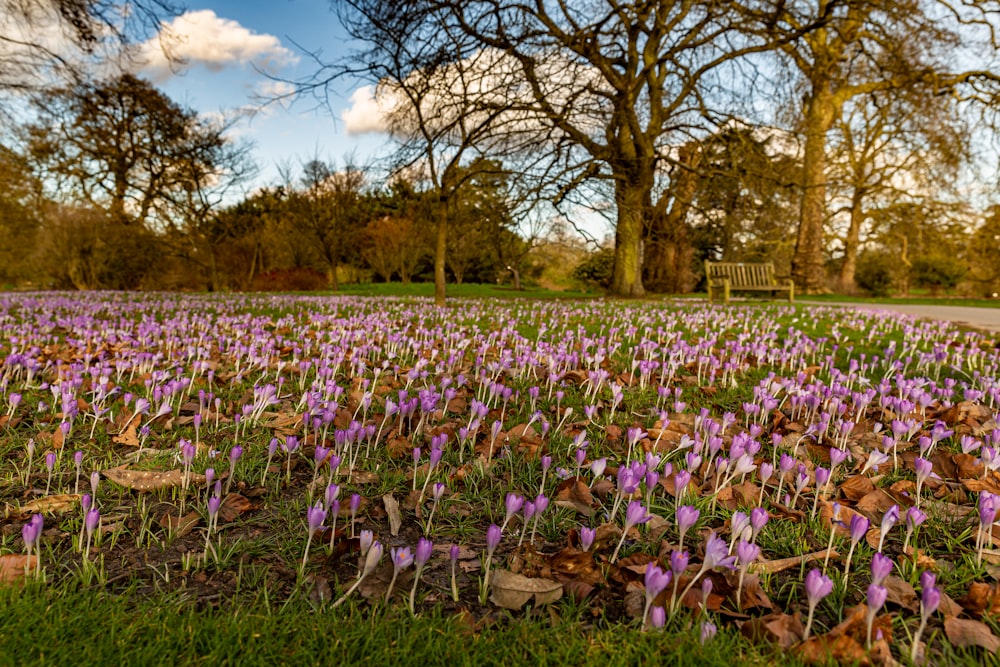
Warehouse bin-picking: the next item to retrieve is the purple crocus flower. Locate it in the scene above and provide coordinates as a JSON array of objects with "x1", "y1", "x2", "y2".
[
  {"x1": 866, "y1": 583, "x2": 888, "y2": 648},
  {"x1": 207, "y1": 495, "x2": 222, "y2": 524},
  {"x1": 449, "y1": 544, "x2": 461, "y2": 602},
  {"x1": 750, "y1": 507, "x2": 769, "y2": 541},
  {"x1": 502, "y1": 492, "x2": 524, "y2": 531},
  {"x1": 415, "y1": 537, "x2": 433, "y2": 568},
  {"x1": 408, "y1": 537, "x2": 434, "y2": 613},
  {"x1": 486, "y1": 524, "x2": 502, "y2": 556},
  {"x1": 703, "y1": 532, "x2": 737, "y2": 571},
  {"x1": 803, "y1": 568, "x2": 833, "y2": 640},
  {"x1": 911, "y1": 570, "x2": 941, "y2": 662},
  {"x1": 870, "y1": 552, "x2": 893, "y2": 586},
  {"x1": 610, "y1": 501, "x2": 652, "y2": 562},
  {"x1": 391, "y1": 546, "x2": 414, "y2": 571},
  {"x1": 644, "y1": 561, "x2": 671, "y2": 599},
  {"x1": 624, "y1": 500, "x2": 652, "y2": 528},
  {"x1": 22, "y1": 513, "x2": 43, "y2": 549},
  {"x1": 649, "y1": 606, "x2": 666, "y2": 629},
  {"x1": 670, "y1": 549, "x2": 689, "y2": 578},
  {"x1": 579, "y1": 526, "x2": 596, "y2": 552},
  {"x1": 877, "y1": 505, "x2": 899, "y2": 552},
  {"x1": 920, "y1": 571, "x2": 940, "y2": 617},
  {"x1": 676, "y1": 505, "x2": 699, "y2": 551},
  {"x1": 674, "y1": 470, "x2": 691, "y2": 498},
  {"x1": 700, "y1": 621, "x2": 717, "y2": 645},
  {"x1": 307, "y1": 503, "x2": 326, "y2": 536},
  {"x1": 22, "y1": 513, "x2": 43, "y2": 575}
]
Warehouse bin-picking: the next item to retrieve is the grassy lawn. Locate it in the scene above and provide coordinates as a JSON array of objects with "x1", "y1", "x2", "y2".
[
  {"x1": 1, "y1": 292, "x2": 998, "y2": 665},
  {"x1": 327, "y1": 282, "x2": 599, "y2": 300},
  {"x1": 797, "y1": 294, "x2": 1000, "y2": 308}
]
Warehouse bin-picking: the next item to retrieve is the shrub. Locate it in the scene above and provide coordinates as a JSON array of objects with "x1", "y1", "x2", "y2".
[
  {"x1": 910, "y1": 254, "x2": 966, "y2": 295},
  {"x1": 855, "y1": 250, "x2": 896, "y2": 297},
  {"x1": 571, "y1": 248, "x2": 614, "y2": 289},
  {"x1": 251, "y1": 268, "x2": 328, "y2": 292}
]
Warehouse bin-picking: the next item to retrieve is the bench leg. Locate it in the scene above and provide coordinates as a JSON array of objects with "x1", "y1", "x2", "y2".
[
  {"x1": 723, "y1": 279, "x2": 730, "y2": 304},
  {"x1": 788, "y1": 282, "x2": 794, "y2": 304}
]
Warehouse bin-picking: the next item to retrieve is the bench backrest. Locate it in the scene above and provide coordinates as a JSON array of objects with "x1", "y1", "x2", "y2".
[{"x1": 704, "y1": 261, "x2": 777, "y2": 287}]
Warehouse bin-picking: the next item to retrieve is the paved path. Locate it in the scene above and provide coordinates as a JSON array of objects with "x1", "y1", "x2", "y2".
[{"x1": 804, "y1": 301, "x2": 1000, "y2": 333}]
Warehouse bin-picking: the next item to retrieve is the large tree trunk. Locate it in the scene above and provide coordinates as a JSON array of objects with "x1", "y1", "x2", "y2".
[
  {"x1": 792, "y1": 83, "x2": 836, "y2": 294},
  {"x1": 611, "y1": 179, "x2": 645, "y2": 297},
  {"x1": 208, "y1": 246, "x2": 219, "y2": 292},
  {"x1": 326, "y1": 264, "x2": 339, "y2": 291},
  {"x1": 838, "y1": 189, "x2": 865, "y2": 293},
  {"x1": 434, "y1": 196, "x2": 447, "y2": 306},
  {"x1": 644, "y1": 144, "x2": 700, "y2": 293}
]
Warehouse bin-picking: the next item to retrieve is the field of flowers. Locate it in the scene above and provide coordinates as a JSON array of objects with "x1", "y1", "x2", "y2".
[{"x1": 2, "y1": 292, "x2": 1000, "y2": 664}]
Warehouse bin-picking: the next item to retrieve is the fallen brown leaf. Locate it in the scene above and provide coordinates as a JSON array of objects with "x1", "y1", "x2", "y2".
[
  {"x1": 753, "y1": 549, "x2": 837, "y2": 575},
  {"x1": 218, "y1": 493, "x2": 253, "y2": 522},
  {"x1": 883, "y1": 576, "x2": 917, "y2": 611},
  {"x1": 489, "y1": 569, "x2": 562, "y2": 609},
  {"x1": 794, "y1": 634, "x2": 868, "y2": 665},
  {"x1": 158, "y1": 510, "x2": 201, "y2": 537},
  {"x1": 383, "y1": 494, "x2": 402, "y2": 536},
  {"x1": 103, "y1": 467, "x2": 205, "y2": 491},
  {"x1": 112, "y1": 414, "x2": 141, "y2": 446},
  {"x1": 740, "y1": 612, "x2": 803, "y2": 648},
  {"x1": 855, "y1": 489, "x2": 900, "y2": 517},
  {"x1": 8, "y1": 493, "x2": 81, "y2": 517},
  {"x1": 0, "y1": 554, "x2": 39, "y2": 585},
  {"x1": 554, "y1": 478, "x2": 596, "y2": 516},
  {"x1": 945, "y1": 617, "x2": 1000, "y2": 652},
  {"x1": 348, "y1": 469, "x2": 379, "y2": 485}
]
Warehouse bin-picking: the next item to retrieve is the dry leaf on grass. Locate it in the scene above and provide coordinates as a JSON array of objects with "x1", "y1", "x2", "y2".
[
  {"x1": 794, "y1": 634, "x2": 867, "y2": 665},
  {"x1": 103, "y1": 467, "x2": 206, "y2": 491},
  {"x1": 740, "y1": 612, "x2": 803, "y2": 648},
  {"x1": 112, "y1": 415, "x2": 141, "y2": 446},
  {"x1": 383, "y1": 494, "x2": 402, "y2": 536},
  {"x1": 958, "y1": 582, "x2": 1000, "y2": 617},
  {"x1": 158, "y1": 511, "x2": 201, "y2": 537},
  {"x1": 855, "y1": 488, "x2": 900, "y2": 517},
  {"x1": 752, "y1": 549, "x2": 837, "y2": 575},
  {"x1": 219, "y1": 494, "x2": 253, "y2": 522},
  {"x1": 489, "y1": 569, "x2": 562, "y2": 609},
  {"x1": 944, "y1": 617, "x2": 1000, "y2": 652},
  {"x1": 8, "y1": 493, "x2": 81, "y2": 517},
  {"x1": 883, "y1": 576, "x2": 917, "y2": 611},
  {"x1": 820, "y1": 501, "x2": 864, "y2": 537},
  {"x1": 0, "y1": 554, "x2": 39, "y2": 585},
  {"x1": 349, "y1": 469, "x2": 379, "y2": 485},
  {"x1": 554, "y1": 478, "x2": 596, "y2": 516}
]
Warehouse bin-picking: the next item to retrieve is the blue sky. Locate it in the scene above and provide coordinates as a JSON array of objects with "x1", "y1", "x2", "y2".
[{"x1": 140, "y1": 1, "x2": 390, "y2": 189}]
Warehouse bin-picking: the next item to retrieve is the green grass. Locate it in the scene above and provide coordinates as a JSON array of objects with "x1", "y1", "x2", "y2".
[
  {"x1": 321, "y1": 282, "x2": 600, "y2": 300},
  {"x1": 798, "y1": 293, "x2": 1000, "y2": 308},
  {"x1": 1, "y1": 293, "x2": 997, "y2": 666},
  {"x1": 0, "y1": 584, "x2": 786, "y2": 667}
]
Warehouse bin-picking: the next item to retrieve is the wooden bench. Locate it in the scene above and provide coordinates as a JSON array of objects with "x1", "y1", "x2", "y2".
[{"x1": 704, "y1": 261, "x2": 794, "y2": 304}]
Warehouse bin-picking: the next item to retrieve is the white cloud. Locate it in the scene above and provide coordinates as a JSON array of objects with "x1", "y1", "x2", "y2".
[
  {"x1": 339, "y1": 47, "x2": 606, "y2": 143},
  {"x1": 342, "y1": 85, "x2": 393, "y2": 135},
  {"x1": 139, "y1": 10, "x2": 298, "y2": 81}
]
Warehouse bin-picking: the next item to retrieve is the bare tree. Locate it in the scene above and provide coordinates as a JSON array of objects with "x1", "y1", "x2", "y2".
[
  {"x1": 293, "y1": 156, "x2": 365, "y2": 290},
  {"x1": 0, "y1": 0, "x2": 179, "y2": 98},
  {"x1": 828, "y1": 84, "x2": 970, "y2": 292},
  {"x1": 433, "y1": 1, "x2": 829, "y2": 296},
  {"x1": 26, "y1": 72, "x2": 247, "y2": 287},
  {"x1": 754, "y1": 0, "x2": 1000, "y2": 292},
  {"x1": 298, "y1": 1, "x2": 517, "y2": 305}
]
